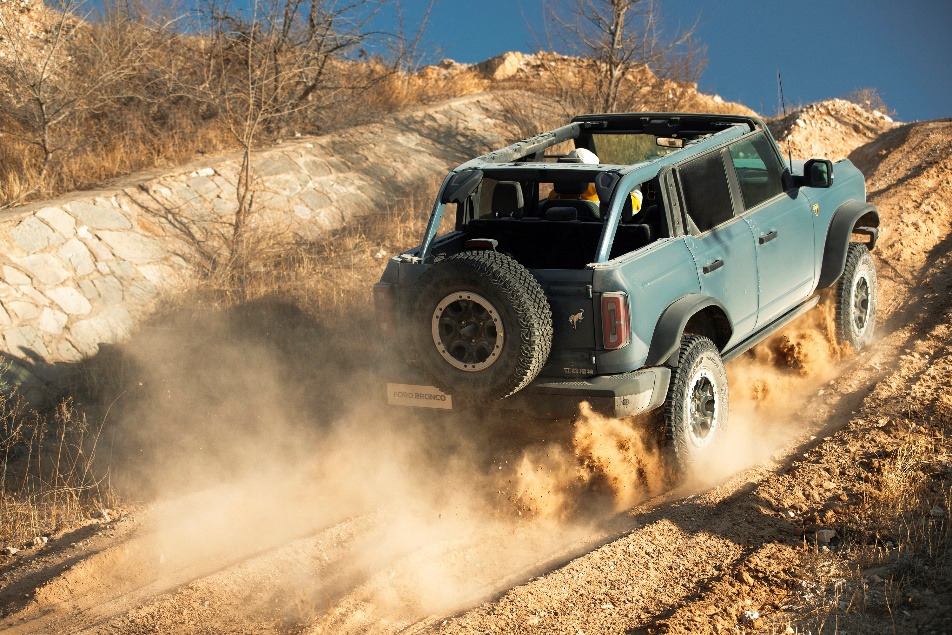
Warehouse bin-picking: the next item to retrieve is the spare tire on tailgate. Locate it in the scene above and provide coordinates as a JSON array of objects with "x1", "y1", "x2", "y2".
[{"x1": 412, "y1": 251, "x2": 552, "y2": 401}]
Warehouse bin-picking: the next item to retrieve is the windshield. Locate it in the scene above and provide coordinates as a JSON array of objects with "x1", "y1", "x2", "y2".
[{"x1": 590, "y1": 133, "x2": 679, "y2": 165}]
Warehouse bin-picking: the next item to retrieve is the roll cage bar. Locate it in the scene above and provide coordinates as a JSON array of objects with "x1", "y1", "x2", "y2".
[{"x1": 418, "y1": 117, "x2": 757, "y2": 263}]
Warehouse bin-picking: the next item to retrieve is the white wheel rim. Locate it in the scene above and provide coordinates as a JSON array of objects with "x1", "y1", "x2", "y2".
[
  {"x1": 431, "y1": 292, "x2": 504, "y2": 371},
  {"x1": 687, "y1": 367, "x2": 720, "y2": 447},
  {"x1": 852, "y1": 270, "x2": 871, "y2": 335}
]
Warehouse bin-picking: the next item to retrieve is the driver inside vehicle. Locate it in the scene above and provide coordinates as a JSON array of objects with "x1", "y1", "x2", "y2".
[{"x1": 547, "y1": 148, "x2": 643, "y2": 218}]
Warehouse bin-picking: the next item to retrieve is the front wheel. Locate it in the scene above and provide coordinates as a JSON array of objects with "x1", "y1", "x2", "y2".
[
  {"x1": 834, "y1": 242, "x2": 877, "y2": 351},
  {"x1": 662, "y1": 335, "x2": 729, "y2": 474}
]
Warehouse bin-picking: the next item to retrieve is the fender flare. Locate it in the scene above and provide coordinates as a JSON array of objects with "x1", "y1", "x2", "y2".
[
  {"x1": 817, "y1": 200, "x2": 880, "y2": 289},
  {"x1": 646, "y1": 294, "x2": 732, "y2": 367}
]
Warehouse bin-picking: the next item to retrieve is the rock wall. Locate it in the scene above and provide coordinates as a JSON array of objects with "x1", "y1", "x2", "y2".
[{"x1": 0, "y1": 93, "x2": 517, "y2": 401}]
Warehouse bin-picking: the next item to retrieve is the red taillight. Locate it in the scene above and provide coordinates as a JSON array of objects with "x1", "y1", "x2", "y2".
[
  {"x1": 373, "y1": 283, "x2": 393, "y2": 336},
  {"x1": 601, "y1": 292, "x2": 630, "y2": 350}
]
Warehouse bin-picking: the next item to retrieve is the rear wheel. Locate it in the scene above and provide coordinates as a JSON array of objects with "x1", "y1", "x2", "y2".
[
  {"x1": 662, "y1": 335, "x2": 728, "y2": 474},
  {"x1": 834, "y1": 243, "x2": 877, "y2": 350}
]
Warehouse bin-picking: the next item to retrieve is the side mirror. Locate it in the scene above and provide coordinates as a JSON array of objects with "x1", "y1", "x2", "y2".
[
  {"x1": 440, "y1": 170, "x2": 483, "y2": 204},
  {"x1": 804, "y1": 159, "x2": 833, "y2": 188}
]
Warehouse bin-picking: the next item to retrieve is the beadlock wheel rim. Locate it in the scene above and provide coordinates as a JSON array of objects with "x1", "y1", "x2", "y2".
[
  {"x1": 431, "y1": 292, "x2": 504, "y2": 371},
  {"x1": 687, "y1": 368, "x2": 719, "y2": 447},
  {"x1": 852, "y1": 271, "x2": 871, "y2": 334}
]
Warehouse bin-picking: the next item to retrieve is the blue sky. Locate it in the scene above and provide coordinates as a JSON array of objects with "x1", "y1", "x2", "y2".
[{"x1": 393, "y1": 0, "x2": 952, "y2": 122}]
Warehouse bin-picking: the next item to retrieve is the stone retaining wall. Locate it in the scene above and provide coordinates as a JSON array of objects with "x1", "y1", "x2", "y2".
[{"x1": 0, "y1": 93, "x2": 517, "y2": 401}]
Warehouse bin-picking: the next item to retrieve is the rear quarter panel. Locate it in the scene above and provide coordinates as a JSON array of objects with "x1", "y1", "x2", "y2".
[{"x1": 592, "y1": 238, "x2": 701, "y2": 374}]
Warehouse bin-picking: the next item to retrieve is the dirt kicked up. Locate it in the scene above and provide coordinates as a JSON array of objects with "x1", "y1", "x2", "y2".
[{"x1": 1, "y1": 118, "x2": 951, "y2": 634}]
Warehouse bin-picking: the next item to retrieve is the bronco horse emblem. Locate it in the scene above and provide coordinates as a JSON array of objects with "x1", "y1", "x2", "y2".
[{"x1": 569, "y1": 309, "x2": 584, "y2": 329}]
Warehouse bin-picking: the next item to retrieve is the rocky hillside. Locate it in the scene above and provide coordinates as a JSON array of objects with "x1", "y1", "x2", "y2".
[
  {"x1": 424, "y1": 50, "x2": 756, "y2": 116},
  {"x1": 768, "y1": 98, "x2": 898, "y2": 161}
]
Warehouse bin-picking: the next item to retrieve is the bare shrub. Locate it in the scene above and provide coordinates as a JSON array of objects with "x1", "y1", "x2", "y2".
[
  {"x1": 158, "y1": 0, "x2": 384, "y2": 292},
  {"x1": 844, "y1": 87, "x2": 896, "y2": 118},
  {"x1": 493, "y1": 90, "x2": 566, "y2": 141},
  {"x1": 190, "y1": 180, "x2": 442, "y2": 325},
  {"x1": 0, "y1": 1, "x2": 154, "y2": 207},
  {"x1": 0, "y1": 1, "x2": 236, "y2": 208},
  {"x1": 0, "y1": 392, "x2": 114, "y2": 546}
]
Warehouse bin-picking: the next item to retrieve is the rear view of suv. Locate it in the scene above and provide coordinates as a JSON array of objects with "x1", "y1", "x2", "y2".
[{"x1": 374, "y1": 112, "x2": 879, "y2": 470}]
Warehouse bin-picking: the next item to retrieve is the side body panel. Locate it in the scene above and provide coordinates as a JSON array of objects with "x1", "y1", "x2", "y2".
[
  {"x1": 683, "y1": 219, "x2": 759, "y2": 347},
  {"x1": 743, "y1": 190, "x2": 817, "y2": 326}
]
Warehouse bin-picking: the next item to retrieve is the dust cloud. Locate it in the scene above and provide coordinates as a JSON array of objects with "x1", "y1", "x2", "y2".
[
  {"x1": 84, "y1": 302, "x2": 606, "y2": 627},
  {"x1": 76, "y1": 292, "x2": 855, "y2": 628},
  {"x1": 690, "y1": 295, "x2": 853, "y2": 487},
  {"x1": 512, "y1": 403, "x2": 667, "y2": 520},
  {"x1": 511, "y1": 297, "x2": 854, "y2": 511}
]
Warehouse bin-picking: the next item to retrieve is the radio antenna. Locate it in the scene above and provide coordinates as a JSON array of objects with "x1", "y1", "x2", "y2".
[{"x1": 778, "y1": 72, "x2": 794, "y2": 172}]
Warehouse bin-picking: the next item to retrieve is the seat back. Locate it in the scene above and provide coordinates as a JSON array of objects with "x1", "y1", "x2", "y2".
[
  {"x1": 538, "y1": 198, "x2": 600, "y2": 222},
  {"x1": 491, "y1": 181, "x2": 524, "y2": 218},
  {"x1": 551, "y1": 181, "x2": 588, "y2": 197}
]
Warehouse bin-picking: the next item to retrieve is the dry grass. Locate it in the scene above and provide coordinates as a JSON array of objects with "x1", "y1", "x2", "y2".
[
  {"x1": 787, "y1": 449, "x2": 951, "y2": 634},
  {"x1": 489, "y1": 61, "x2": 751, "y2": 119},
  {"x1": 0, "y1": 2, "x2": 486, "y2": 210},
  {"x1": 0, "y1": 0, "x2": 751, "y2": 210},
  {"x1": 0, "y1": 390, "x2": 115, "y2": 547},
  {"x1": 775, "y1": 362, "x2": 952, "y2": 634},
  {"x1": 183, "y1": 181, "x2": 445, "y2": 330}
]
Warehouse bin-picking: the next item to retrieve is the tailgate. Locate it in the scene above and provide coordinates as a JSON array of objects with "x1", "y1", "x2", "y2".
[{"x1": 533, "y1": 269, "x2": 597, "y2": 378}]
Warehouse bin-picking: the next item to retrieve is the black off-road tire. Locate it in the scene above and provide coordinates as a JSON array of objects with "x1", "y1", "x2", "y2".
[
  {"x1": 662, "y1": 335, "x2": 729, "y2": 474},
  {"x1": 412, "y1": 251, "x2": 552, "y2": 401},
  {"x1": 834, "y1": 242, "x2": 877, "y2": 351}
]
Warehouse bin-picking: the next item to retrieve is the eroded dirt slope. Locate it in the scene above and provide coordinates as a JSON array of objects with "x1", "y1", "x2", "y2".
[
  {"x1": 1, "y1": 118, "x2": 951, "y2": 635},
  {"x1": 768, "y1": 98, "x2": 898, "y2": 162}
]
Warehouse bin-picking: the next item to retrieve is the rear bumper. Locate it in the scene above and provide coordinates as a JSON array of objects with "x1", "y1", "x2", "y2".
[
  {"x1": 502, "y1": 367, "x2": 671, "y2": 418},
  {"x1": 381, "y1": 358, "x2": 670, "y2": 419}
]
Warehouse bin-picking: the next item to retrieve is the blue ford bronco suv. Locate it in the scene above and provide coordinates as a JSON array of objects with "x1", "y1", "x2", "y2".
[{"x1": 374, "y1": 112, "x2": 879, "y2": 469}]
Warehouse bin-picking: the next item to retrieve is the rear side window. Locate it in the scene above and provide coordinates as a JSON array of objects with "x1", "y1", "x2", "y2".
[
  {"x1": 679, "y1": 151, "x2": 734, "y2": 233},
  {"x1": 728, "y1": 133, "x2": 784, "y2": 210}
]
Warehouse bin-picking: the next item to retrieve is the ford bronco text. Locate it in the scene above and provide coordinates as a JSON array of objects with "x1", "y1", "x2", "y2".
[{"x1": 374, "y1": 113, "x2": 879, "y2": 469}]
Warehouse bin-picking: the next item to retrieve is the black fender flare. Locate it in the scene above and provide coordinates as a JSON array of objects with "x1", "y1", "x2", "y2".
[
  {"x1": 646, "y1": 294, "x2": 732, "y2": 367},
  {"x1": 817, "y1": 200, "x2": 880, "y2": 289}
]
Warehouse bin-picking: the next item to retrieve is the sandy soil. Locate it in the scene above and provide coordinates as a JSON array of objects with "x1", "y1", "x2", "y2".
[{"x1": 1, "y1": 113, "x2": 951, "y2": 635}]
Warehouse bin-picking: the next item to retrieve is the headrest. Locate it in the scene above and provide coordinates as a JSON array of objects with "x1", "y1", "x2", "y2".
[
  {"x1": 553, "y1": 181, "x2": 588, "y2": 196},
  {"x1": 545, "y1": 207, "x2": 578, "y2": 221},
  {"x1": 543, "y1": 198, "x2": 601, "y2": 222},
  {"x1": 491, "y1": 181, "x2": 524, "y2": 218}
]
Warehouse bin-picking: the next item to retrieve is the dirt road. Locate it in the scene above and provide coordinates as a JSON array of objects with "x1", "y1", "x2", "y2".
[{"x1": 1, "y1": 117, "x2": 950, "y2": 634}]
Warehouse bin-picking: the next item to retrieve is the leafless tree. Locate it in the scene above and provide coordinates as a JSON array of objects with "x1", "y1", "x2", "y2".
[
  {"x1": 163, "y1": 0, "x2": 381, "y2": 285},
  {"x1": 542, "y1": 0, "x2": 706, "y2": 113},
  {"x1": 0, "y1": 0, "x2": 151, "y2": 208},
  {"x1": 391, "y1": 0, "x2": 437, "y2": 98}
]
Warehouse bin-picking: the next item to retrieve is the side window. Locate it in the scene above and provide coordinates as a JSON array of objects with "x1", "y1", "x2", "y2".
[
  {"x1": 679, "y1": 151, "x2": 734, "y2": 233},
  {"x1": 728, "y1": 133, "x2": 784, "y2": 210}
]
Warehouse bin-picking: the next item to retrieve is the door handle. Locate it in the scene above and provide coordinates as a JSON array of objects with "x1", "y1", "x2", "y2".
[
  {"x1": 702, "y1": 259, "x2": 724, "y2": 274},
  {"x1": 758, "y1": 229, "x2": 778, "y2": 244}
]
